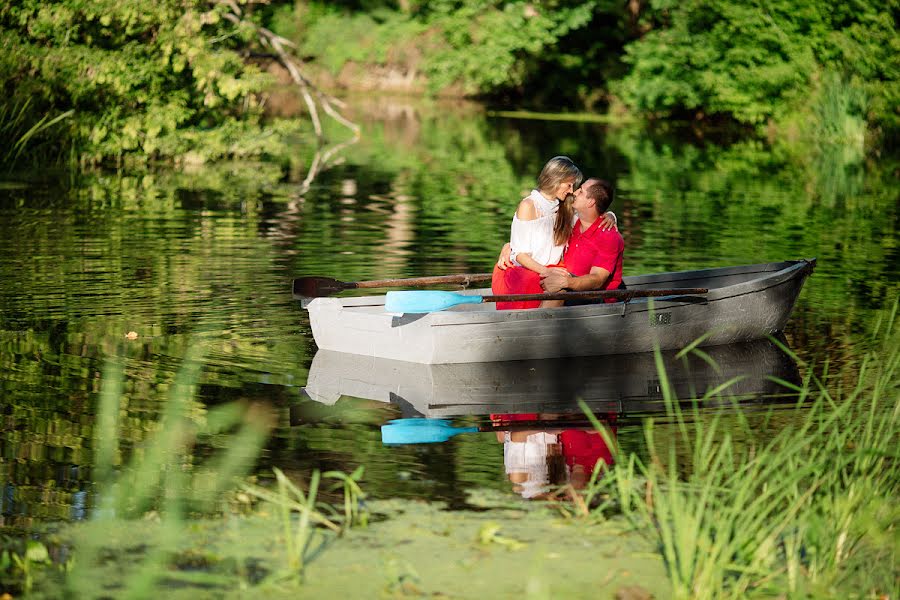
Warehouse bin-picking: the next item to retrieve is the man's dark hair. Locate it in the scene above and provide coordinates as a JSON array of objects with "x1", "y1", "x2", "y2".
[{"x1": 585, "y1": 178, "x2": 615, "y2": 213}]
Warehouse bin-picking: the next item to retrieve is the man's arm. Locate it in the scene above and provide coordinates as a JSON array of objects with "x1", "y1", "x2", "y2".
[
  {"x1": 496, "y1": 242, "x2": 513, "y2": 269},
  {"x1": 540, "y1": 266, "x2": 610, "y2": 293}
]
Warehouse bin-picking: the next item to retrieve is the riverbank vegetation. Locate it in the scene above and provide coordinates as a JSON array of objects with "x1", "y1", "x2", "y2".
[
  {"x1": 0, "y1": 0, "x2": 356, "y2": 171},
  {"x1": 2, "y1": 1, "x2": 896, "y2": 171},
  {"x1": 589, "y1": 304, "x2": 899, "y2": 598},
  {"x1": 282, "y1": 1, "x2": 898, "y2": 147}
]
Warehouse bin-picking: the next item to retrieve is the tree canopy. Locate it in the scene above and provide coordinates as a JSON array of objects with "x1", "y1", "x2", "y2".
[{"x1": 1, "y1": 0, "x2": 896, "y2": 170}]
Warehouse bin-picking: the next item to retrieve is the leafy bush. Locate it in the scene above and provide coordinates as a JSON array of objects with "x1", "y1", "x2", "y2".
[
  {"x1": 0, "y1": 1, "x2": 307, "y2": 167},
  {"x1": 613, "y1": 0, "x2": 899, "y2": 140}
]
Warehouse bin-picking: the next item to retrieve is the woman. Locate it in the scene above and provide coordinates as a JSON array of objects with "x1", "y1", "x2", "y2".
[{"x1": 492, "y1": 156, "x2": 616, "y2": 310}]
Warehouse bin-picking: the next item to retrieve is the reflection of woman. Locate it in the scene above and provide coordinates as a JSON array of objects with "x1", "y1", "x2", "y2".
[
  {"x1": 492, "y1": 156, "x2": 616, "y2": 310},
  {"x1": 493, "y1": 413, "x2": 617, "y2": 498},
  {"x1": 500, "y1": 430, "x2": 566, "y2": 499}
]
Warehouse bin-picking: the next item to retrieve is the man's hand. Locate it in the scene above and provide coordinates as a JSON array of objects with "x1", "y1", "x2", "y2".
[
  {"x1": 497, "y1": 243, "x2": 513, "y2": 270},
  {"x1": 540, "y1": 267, "x2": 571, "y2": 293}
]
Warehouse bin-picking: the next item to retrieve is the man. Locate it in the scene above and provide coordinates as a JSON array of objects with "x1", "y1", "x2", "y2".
[{"x1": 540, "y1": 178, "x2": 623, "y2": 301}]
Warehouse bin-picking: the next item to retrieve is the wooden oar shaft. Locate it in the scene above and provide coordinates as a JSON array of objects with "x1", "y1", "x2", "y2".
[
  {"x1": 293, "y1": 272, "x2": 493, "y2": 297},
  {"x1": 354, "y1": 273, "x2": 492, "y2": 289},
  {"x1": 479, "y1": 419, "x2": 601, "y2": 431},
  {"x1": 481, "y1": 288, "x2": 708, "y2": 303}
]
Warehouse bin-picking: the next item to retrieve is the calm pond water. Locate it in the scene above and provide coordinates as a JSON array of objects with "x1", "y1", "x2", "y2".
[{"x1": 1, "y1": 100, "x2": 898, "y2": 526}]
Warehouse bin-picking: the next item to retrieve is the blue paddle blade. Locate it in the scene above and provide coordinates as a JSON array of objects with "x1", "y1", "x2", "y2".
[
  {"x1": 384, "y1": 290, "x2": 483, "y2": 313},
  {"x1": 381, "y1": 418, "x2": 479, "y2": 445}
]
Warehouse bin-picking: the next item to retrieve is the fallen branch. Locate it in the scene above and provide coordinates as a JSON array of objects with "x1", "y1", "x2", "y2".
[{"x1": 219, "y1": 4, "x2": 360, "y2": 142}]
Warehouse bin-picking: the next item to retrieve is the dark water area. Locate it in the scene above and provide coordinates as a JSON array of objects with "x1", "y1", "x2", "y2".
[{"x1": 1, "y1": 100, "x2": 898, "y2": 527}]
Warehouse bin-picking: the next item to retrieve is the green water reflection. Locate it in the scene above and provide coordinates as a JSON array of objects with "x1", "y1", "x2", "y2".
[{"x1": 1, "y1": 100, "x2": 897, "y2": 526}]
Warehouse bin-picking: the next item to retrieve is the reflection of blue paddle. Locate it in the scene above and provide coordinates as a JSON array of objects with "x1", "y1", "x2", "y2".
[
  {"x1": 384, "y1": 288, "x2": 708, "y2": 313},
  {"x1": 381, "y1": 418, "x2": 478, "y2": 445},
  {"x1": 381, "y1": 417, "x2": 600, "y2": 445}
]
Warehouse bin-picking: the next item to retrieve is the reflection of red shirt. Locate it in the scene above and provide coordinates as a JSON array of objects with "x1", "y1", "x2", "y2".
[
  {"x1": 563, "y1": 218, "x2": 624, "y2": 294},
  {"x1": 490, "y1": 413, "x2": 539, "y2": 424},
  {"x1": 560, "y1": 429, "x2": 616, "y2": 474}
]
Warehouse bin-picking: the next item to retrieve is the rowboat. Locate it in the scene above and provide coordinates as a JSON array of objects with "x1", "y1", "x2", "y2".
[
  {"x1": 300, "y1": 339, "x2": 801, "y2": 420},
  {"x1": 303, "y1": 259, "x2": 815, "y2": 364}
]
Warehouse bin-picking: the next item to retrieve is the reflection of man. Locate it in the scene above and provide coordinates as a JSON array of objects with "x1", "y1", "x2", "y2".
[{"x1": 541, "y1": 178, "x2": 624, "y2": 303}]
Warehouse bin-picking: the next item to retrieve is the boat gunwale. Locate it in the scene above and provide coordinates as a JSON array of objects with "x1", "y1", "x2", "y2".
[{"x1": 305, "y1": 259, "x2": 814, "y2": 323}]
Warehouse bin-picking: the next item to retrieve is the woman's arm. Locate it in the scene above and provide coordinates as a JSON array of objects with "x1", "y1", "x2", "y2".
[
  {"x1": 515, "y1": 252, "x2": 550, "y2": 276},
  {"x1": 505, "y1": 198, "x2": 547, "y2": 273},
  {"x1": 600, "y1": 211, "x2": 617, "y2": 231}
]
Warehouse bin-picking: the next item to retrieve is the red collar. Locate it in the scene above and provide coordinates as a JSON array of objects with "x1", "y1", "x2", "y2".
[{"x1": 575, "y1": 217, "x2": 603, "y2": 238}]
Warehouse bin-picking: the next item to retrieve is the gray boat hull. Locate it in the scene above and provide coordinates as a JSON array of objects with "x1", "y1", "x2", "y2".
[{"x1": 305, "y1": 259, "x2": 815, "y2": 364}]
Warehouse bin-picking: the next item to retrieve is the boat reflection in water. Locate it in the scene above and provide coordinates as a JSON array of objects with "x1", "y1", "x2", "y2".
[{"x1": 301, "y1": 339, "x2": 801, "y2": 499}]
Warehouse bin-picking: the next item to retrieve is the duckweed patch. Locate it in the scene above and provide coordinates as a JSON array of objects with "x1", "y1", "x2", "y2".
[{"x1": 22, "y1": 499, "x2": 668, "y2": 599}]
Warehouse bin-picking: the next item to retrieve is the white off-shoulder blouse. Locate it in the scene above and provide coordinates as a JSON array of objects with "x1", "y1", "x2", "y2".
[{"x1": 509, "y1": 189, "x2": 566, "y2": 267}]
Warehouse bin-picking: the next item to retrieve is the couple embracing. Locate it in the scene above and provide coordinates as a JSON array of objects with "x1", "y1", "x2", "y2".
[{"x1": 492, "y1": 156, "x2": 624, "y2": 310}]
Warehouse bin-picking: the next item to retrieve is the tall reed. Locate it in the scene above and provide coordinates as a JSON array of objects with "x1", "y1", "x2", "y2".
[
  {"x1": 0, "y1": 99, "x2": 74, "y2": 169},
  {"x1": 594, "y1": 303, "x2": 898, "y2": 599}
]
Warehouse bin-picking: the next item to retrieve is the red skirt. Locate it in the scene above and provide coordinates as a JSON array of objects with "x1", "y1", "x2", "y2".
[{"x1": 491, "y1": 264, "x2": 554, "y2": 310}]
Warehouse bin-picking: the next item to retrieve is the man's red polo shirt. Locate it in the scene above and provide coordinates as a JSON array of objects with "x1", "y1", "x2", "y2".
[{"x1": 563, "y1": 217, "x2": 624, "y2": 290}]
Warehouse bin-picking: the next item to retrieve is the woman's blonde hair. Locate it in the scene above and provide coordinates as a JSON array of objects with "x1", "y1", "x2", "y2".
[{"x1": 536, "y1": 156, "x2": 582, "y2": 247}]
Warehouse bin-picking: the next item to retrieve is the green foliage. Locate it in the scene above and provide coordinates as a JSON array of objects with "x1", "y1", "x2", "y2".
[
  {"x1": 288, "y1": 0, "x2": 897, "y2": 141},
  {"x1": 613, "y1": 0, "x2": 899, "y2": 140},
  {"x1": 0, "y1": 0, "x2": 313, "y2": 167},
  {"x1": 294, "y1": 5, "x2": 427, "y2": 75},
  {"x1": 239, "y1": 466, "x2": 368, "y2": 582},
  {"x1": 0, "y1": 538, "x2": 52, "y2": 596},
  {"x1": 291, "y1": 1, "x2": 608, "y2": 98},
  {"x1": 63, "y1": 350, "x2": 273, "y2": 597},
  {"x1": 420, "y1": 0, "x2": 598, "y2": 94}
]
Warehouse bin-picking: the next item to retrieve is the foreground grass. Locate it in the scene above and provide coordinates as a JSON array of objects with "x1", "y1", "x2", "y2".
[
  {"x1": 586, "y1": 306, "x2": 899, "y2": 599},
  {"x1": 3, "y1": 308, "x2": 898, "y2": 599}
]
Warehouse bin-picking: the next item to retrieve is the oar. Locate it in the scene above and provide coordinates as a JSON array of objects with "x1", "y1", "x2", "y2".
[
  {"x1": 293, "y1": 273, "x2": 492, "y2": 298},
  {"x1": 381, "y1": 417, "x2": 600, "y2": 445},
  {"x1": 382, "y1": 419, "x2": 479, "y2": 444},
  {"x1": 384, "y1": 288, "x2": 709, "y2": 313}
]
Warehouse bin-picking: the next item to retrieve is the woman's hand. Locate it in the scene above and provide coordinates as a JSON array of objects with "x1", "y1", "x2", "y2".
[
  {"x1": 497, "y1": 243, "x2": 514, "y2": 270},
  {"x1": 599, "y1": 211, "x2": 618, "y2": 231}
]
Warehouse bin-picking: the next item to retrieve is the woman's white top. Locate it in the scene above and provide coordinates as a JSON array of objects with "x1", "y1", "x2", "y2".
[
  {"x1": 503, "y1": 431, "x2": 558, "y2": 475},
  {"x1": 503, "y1": 431, "x2": 559, "y2": 499},
  {"x1": 509, "y1": 190, "x2": 566, "y2": 267}
]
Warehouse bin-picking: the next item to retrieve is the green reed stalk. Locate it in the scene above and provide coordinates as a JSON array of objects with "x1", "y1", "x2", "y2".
[
  {"x1": 65, "y1": 343, "x2": 273, "y2": 598},
  {"x1": 0, "y1": 99, "x2": 74, "y2": 168},
  {"x1": 600, "y1": 304, "x2": 899, "y2": 599},
  {"x1": 240, "y1": 465, "x2": 367, "y2": 583},
  {"x1": 324, "y1": 466, "x2": 368, "y2": 529}
]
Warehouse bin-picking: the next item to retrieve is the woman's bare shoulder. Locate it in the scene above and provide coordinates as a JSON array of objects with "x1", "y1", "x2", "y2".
[{"x1": 515, "y1": 198, "x2": 538, "y2": 220}]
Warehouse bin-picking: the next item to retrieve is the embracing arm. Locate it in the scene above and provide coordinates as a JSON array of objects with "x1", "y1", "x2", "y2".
[
  {"x1": 540, "y1": 266, "x2": 610, "y2": 293},
  {"x1": 601, "y1": 211, "x2": 617, "y2": 231},
  {"x1": 498, "y1": 198, "x2": 546, "y2": 273},
  {"x1": 514, "y1": 252, "x2": 550, "y2": 275}
]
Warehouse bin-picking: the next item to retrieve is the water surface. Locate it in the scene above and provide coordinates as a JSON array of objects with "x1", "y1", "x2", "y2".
[{"x1": 1, "y1": 101, "x2": 897, "y2": 525}]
